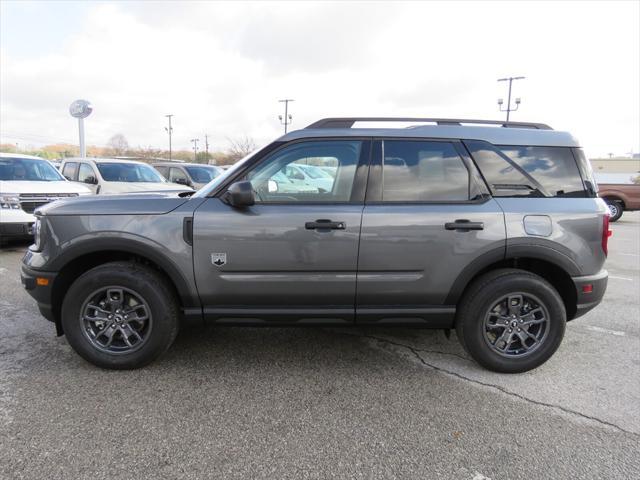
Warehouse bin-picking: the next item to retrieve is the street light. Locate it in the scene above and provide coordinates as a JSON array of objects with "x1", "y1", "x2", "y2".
[
  {"x1": 165, "y1": 114, "x2": 173, "y2": 160},
  {"x1": 497, "y1": 76, "x2": 525, "y2": 122},
  {"x1": 190, "y1": 138, "x2": 199, "y2": 161},
  {"x1": 278, "y1": 99, "x2": 294, "y2": 133}
]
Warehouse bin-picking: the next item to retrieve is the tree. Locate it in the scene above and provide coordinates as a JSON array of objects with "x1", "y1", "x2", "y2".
[
  {"x1": 107, "y1": 134, "x2": 129, "y2": 156},
  {"x1": 226, "y1": 135, "x2": 257, "y2": 162}
]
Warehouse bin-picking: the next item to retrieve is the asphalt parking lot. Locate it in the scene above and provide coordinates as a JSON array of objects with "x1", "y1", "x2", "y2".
[{"x1": 1, "y1": 214, "x2": 639, "y2": 480}]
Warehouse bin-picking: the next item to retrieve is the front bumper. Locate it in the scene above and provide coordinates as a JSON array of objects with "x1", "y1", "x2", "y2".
[
  {"x1": 21, "y1": 263, "x2": 57, "y2": 324},
  {"x1": 571, "y1": 269, "x2": 608, "y2": 319},
  {"x1": 0, "y1": 222, "x2": 35, "y2": 238}
]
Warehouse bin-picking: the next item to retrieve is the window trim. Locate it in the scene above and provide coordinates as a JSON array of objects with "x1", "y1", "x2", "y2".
[
  {"x1": 365, "y1": 138, "x2": 491, "y2": 205},
  {"x1": 213, "y1": 137, "x2": 372, "y2": 205}
]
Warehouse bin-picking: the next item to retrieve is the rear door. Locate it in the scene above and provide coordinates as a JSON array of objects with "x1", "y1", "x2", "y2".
[
  {"x1": 356, "y1": 139, "x2": 506, "y2": 325},
  {"x1": 192, "y1": 139, "x2": 371, "y2": 324}
]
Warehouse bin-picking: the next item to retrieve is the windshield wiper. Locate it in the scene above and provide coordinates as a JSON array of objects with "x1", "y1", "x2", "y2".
[{"x1": 492, "y1": 184, "x2": 546, "y2": 197}]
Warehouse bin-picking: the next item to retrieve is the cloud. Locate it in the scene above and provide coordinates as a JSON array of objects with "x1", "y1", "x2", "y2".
[{"x1": 1, "y1": 0, "x2": 638, "y2": 157}]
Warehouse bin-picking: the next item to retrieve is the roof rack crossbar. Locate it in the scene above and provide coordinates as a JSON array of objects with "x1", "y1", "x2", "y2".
[{"x1": 305, "y1": 117, "x2": 552, "y2": 130}]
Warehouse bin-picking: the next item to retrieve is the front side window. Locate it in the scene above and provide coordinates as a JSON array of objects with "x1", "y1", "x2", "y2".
[
  {"x1": 246, "y1": 140, "x2": 362, "y2": 202},
  {"x1": 77, "y1": 163, "x2": 96, "y2": 183},
  {"x1": 382, "y1": 141, "x2": 471, "y2": 201},
  {"x1": 0, "y1": 158, "x2": 65, "y2": 181},
  {"x1": 169, "y1": 167, "x2": 189, "y2": 184},
  {"x1": 96, "y1": 163, "x2": 166, "y2": 183}
]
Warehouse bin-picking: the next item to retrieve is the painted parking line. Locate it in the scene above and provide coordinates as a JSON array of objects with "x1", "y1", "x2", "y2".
[
  {"x1": 616, "y1": 253, "x2": 640, "y2": 257},
  {"x1": 584, "y1": 325, "x2": 626, "y2": 337},
  {"x1": 608, "y1": 275, "x2": 635, "y2": 281}
]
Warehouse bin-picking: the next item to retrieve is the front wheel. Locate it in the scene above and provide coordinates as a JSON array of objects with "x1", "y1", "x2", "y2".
[
  {"x1": 456, "y1": 269, "x2": 566, "y2": 373},
  {"x1": 606, "y1": 200, "x2": 624, "y2": 222},
  {"x1": 61, "y1": 262, "x2": 179, "y2": 369}
]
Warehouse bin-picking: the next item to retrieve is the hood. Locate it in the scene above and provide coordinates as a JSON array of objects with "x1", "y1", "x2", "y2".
[
  {"x1": 36, "y1": 191, "x2": 195, "y2": 216},
  {"x1": 100, "y1": 181, "x2": 193, "y2": 194},
  {"x1": 0, "y1": 180, "x2": 91, "y2": 195}
]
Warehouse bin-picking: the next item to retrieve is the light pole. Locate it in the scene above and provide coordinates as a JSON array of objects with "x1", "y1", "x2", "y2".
[
  {"x1": 165, "y1": 114, "x2": 173, "y2": 160},
  {"x1": 497, "y1": 76, "x2": 525, "y2": 122},
  {"x1": 69, "y1": 99, "x2": 93, "y2": 158},
  {"x1": 278, "y1": 99, "x2": 294, "y2": 133},
  {"x1": 190, "y1": 138, "x2": 199, "y2": 161}
]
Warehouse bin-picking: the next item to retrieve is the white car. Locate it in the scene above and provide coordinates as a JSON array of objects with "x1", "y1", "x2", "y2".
[
  {"x1": 60, "y1": 158, "x2": 193, "y2": 195},
  {"x1": 283, "y1": 164, "x2": 335, "y2": 193},
  {"x1": 0, "y1": 153, "x2": 91, "y2": 241}
]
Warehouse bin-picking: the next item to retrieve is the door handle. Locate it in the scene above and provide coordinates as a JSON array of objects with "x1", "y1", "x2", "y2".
[
  {"x1": 305, "y1": 219, "x2": 346, "y2": 230},
  {"x1": 445, "y1": 219, "x2": 484, "y2": 231}
]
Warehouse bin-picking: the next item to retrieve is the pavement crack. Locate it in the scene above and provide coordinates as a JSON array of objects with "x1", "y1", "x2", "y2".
[{"x1": 340, "y1": 330, "x2": 640, "y2": 438}]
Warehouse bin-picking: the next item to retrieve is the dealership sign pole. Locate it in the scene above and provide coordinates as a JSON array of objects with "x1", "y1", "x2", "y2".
[{"x1": 69, "y1": 99, "x2": 93, "y2": 158}]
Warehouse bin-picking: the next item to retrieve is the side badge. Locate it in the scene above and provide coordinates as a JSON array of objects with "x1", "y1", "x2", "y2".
[{"x1": 211, "y1": 253, "x2": 227, "y2": 266}]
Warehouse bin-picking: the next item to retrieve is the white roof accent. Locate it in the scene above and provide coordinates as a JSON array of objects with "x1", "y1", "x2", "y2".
[
  {"x1": 0, "y1": 152, "x2": 49, "y2": 160},
  {"x1": 63, "y1": 157, "x2": 150, "y2": 165}
]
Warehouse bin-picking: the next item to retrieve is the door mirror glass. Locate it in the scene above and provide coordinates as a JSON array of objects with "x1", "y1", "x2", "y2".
[
  {"x1": 174, "y1": 177, "x2": 190, "y2": 186},
  {"x1": 84, "y1": 175, "x2": 97, "y2": 185},
  {"x1": 225, "y1": 180, "x2": 255, "y2": 207}
]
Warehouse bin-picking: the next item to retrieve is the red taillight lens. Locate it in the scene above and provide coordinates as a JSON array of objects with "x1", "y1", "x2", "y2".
[{"x1": 602, "y1": 215, "x2": 612, "y2": 256}]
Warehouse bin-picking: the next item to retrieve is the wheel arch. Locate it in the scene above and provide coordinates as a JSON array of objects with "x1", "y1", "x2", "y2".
[{"x1": 447, "y1": 251, "x2": 578, "y2": 321}]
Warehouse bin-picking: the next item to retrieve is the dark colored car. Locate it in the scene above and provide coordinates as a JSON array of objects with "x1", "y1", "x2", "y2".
[{"x1": 21, "y1": 118, "x2": 610, "y2": 373}]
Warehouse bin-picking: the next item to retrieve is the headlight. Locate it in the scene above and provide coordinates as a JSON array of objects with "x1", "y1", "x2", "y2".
[
  {"x1": 0, "y1": 193, "x2": 21, "y2": 210},
  {"x1": 33, "y1": 218, "x2": 43, "y2": 251}
]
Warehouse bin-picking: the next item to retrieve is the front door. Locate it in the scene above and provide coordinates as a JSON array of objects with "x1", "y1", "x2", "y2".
[
  {"x1": 356, "y1": 139, "x2": 506, "y2": 325},
  {"x1": 193, "y1": 139, "x2": 371, "y2": 324}
]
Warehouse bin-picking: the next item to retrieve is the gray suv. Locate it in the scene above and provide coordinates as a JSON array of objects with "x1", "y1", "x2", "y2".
[{"x1": 21, "y1": 118, "x2": 610, "y2": 372}]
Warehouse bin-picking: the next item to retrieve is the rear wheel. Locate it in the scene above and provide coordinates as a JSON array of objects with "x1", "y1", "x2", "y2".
[
  {"x1": 456, "y1": 269, "x2": 566, "y2": 373},
  {"x1": 61, "y1": 262, "x2": 179, "y2": 369},
  {"x1": 606, "y1": 200, "x2": 624, "y2": 222}
]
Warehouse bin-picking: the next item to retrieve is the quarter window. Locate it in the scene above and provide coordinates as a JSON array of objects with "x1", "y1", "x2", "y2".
[
  {"x1": 382, "y1": 141, "x2": 471, "y2": 201},
  {"x1": 246, "y1": 141, "x2": 362, "y2": 203}
]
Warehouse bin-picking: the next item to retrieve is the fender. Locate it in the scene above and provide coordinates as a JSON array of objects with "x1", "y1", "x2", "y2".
[
  {"x1": 49, "y1": 234, "x2": 200, "y2": 307},
  {"x1": 445, "y1": 241, "x2": 581, "y2": 305}
]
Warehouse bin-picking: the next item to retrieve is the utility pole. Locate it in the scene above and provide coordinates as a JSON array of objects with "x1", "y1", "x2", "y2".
[
  {"x1": 497, "y1": 76, "x2": 525, "y2": 122},
  {"x1": 165, "y1": 114, "x2": 173, "y2": 160},
  {"x1": 204, "y1": 134, "x2": 210, "y2": 162},
  {"x1": 190, "y1": 138, "x2": 199, "y2": 161},
  {"x1": 278, "y1": 99, "x2": 294, "y2": 133}
]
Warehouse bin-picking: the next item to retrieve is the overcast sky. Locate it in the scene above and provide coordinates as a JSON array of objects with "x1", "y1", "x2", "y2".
[{"x1": 1, "y1": 0, "x2": 638, "y2": 157}]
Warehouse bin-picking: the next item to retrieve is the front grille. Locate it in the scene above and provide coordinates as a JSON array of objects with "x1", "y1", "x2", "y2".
[{"x1": 19, "y1": 193, "x2": 79, "y2": 214}]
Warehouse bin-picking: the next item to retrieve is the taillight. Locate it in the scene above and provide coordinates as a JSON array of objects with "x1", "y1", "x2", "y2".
[{"x1": 602, "y1": 215, "x2": 612, "y2": 256}]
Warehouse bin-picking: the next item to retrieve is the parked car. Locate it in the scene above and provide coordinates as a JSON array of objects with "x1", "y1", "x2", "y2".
[
  {"x1": 0, "y1": 153, "x2": 91, "y2": 242},
  {"x1": 22, "y1": 117, "x2": 609, "y2": 373},
  {"x1": 595, "y1": 172, "x2": 640, "y2": 221},
  {"x1": 60, "y1": 158, "x2": 193, "y2": 194},
  {"x1": 282, "y1": 163, "x2": 334, "y2": 192},
  {"x1": 153, "y1": 162, "x2": 223, "y2": 190}
]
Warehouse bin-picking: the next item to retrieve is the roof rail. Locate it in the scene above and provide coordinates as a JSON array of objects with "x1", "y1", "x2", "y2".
[{"x1": 305, "y1": 117, "x2": 552, "y2": 130}]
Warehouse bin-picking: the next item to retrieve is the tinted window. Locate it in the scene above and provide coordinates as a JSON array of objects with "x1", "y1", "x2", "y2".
[
  {"x1": 96, "y1": 163, "x2": 166, "y2": 183},
  {"x1": 185, "y1": 165, "x2": 221, "y2": 183},
  {"x1": 382, "y1": 141, "x2": 470, "y2": 201},
  {"x1": 169, "y1": 167, "x2": 189, "y2": 184},
  {"x1": 499, "y1": 146, "x2": 586, "y2": 197},
  {"x1": 77, "y1": 163, "x2": 95, "y2": 183},
  {"x1": 154, "y1": 166, "x2": 168, "y2": 177},
  {"x1": 0, "y1": 157, "x2": 65, "y2": 181},
  {"x1": 62, "y1": 162, "x2": 78, "y2": 181},
  {"x1": 246, "y1": 141, "x2": 361, "y2": 202}
]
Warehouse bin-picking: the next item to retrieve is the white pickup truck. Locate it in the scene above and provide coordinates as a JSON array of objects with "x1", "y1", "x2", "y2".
[{"x1": 0, "y1": 153, "x2": 92, "y2": 242}]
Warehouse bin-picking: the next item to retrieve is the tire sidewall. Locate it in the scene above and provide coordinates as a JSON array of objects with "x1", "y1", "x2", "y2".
[
  {"x1": 607, "y1": 201, "x2": 623, "y2": 222},
  {"x1": 62, "y1": 265, "x2": 177, "y2": 369},
  {"x1": 462, "y1": 274, "x2": 566, "y2": 373}
]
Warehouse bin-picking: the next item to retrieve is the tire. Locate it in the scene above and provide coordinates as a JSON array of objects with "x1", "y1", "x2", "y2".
[
  {"x1": 61, "y1": 261, "x2": 179, "y2": 369},
  {"x1": 455, "y1": 269, "x2": 566, "y2": 373},
  {"x1": 606, "y1": 200, "x2": 623, "y2": 222}
]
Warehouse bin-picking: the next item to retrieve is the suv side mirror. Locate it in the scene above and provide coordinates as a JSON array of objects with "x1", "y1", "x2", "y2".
[
  {"x1": 175, "y1": 177, "x2": 190, "y2": 186},
  {"x1": 224, "y1": 180, "x2": 255, "y2": 208},
  {"x1": 84, "y1": 176, "x2": 98, "y2": 185}
]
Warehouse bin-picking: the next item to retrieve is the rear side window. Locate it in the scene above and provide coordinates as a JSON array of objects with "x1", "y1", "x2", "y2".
[
  {"x1": 382, "y1": 140, "x2": 470, "y2": 201},
  {"x1": 62, "y1": 162, "x2": 78, "y2": 181},
  {"x1": 465, "y1": 141, "x2": 587, "y2": 198}
]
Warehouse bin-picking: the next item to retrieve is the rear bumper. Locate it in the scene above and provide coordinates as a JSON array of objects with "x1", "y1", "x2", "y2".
[
  {"x1": 21, "y1": 263, "x2": 57, "y2": 324},
  {"x1": 571, "y1": 269, "x2": 608, "y2": 319}
]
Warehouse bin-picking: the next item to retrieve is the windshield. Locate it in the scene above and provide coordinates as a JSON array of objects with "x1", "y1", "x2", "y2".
[
  {"x1": 97, "y1": 162, "x2": 166, "y2": 183},
  {"x1": 0, "y1": 157, "x2": 65, "y2": 181},
  {"x1": 185, "y1": 165, "x2": 222, "y2": 184}
]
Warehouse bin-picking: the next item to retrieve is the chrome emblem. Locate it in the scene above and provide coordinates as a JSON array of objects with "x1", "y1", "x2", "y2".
[{"x1": 211, "y1": 253, "x2": 227, "y2": 266}]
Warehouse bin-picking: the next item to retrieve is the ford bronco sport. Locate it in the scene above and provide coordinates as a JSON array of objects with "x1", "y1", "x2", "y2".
[{"x1": 21, "y1": 118, "x2": 610, "y2": 372}]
